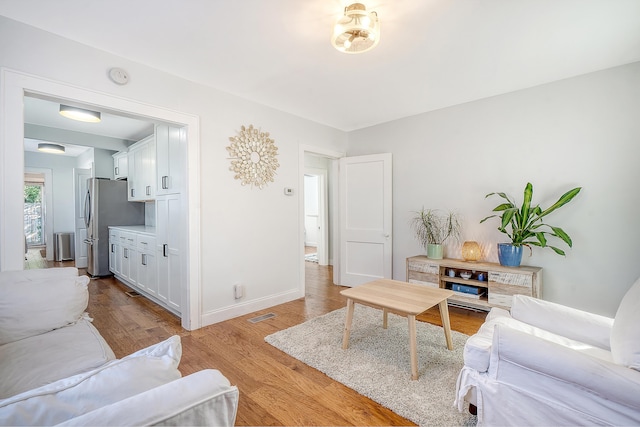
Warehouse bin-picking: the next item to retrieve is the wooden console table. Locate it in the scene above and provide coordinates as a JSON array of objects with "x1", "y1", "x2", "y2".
[{"x1": 406, "y1": 256, "x2": 542, "y2": 311}]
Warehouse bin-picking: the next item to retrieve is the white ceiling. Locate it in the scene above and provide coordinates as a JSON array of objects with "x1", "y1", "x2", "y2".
[
  {"x1": 22, "y1": 96, "x2": 154, "y2": 156},
  {"x1": 23, "y1": 138, "x2": 89, "y2": 157},
  {"x1": 23, "y1": 97, "x2": 153, "y2": 142},
  {"x1": 2, "y1": 0, "x2": 640, "y2": 132}
]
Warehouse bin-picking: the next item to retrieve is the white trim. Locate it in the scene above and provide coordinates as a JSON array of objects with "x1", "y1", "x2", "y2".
[
  {"x1": 298, "y1": 145, "x2": 344, "y2": 291},
  {"x1": 201, "y1": 289, "x2": 301, "y2": 326},
  {"x1": 0, "y1": 68, "x2": 202, "y2": 330}
]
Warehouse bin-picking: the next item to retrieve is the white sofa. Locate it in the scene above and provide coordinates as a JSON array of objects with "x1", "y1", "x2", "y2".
[
  {"x1": 455, "y1": 276, "x2": 640, "y2": 426},
  {"x1": 0, "y1": 267, "x2": 239, "y2": 426}
]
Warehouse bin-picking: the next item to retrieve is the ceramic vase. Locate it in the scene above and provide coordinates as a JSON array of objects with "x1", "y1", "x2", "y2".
[
  {"x1": 497, "y1": 243, "x2": 523, "y2": 267},
  {"x1": 427, "y1": 243, "x2": 444, "y2": 259}
]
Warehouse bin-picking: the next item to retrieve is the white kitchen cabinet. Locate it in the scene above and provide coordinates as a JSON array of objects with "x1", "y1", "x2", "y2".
[
  {"x1": 127, "y1": 135, "x2": 156, "y2": 201},
  {"x1": 136, "y1": 234, "x2": 157, "y2": 296},
  {"x1": 119, "y1": 231, "x2": 138, "y2": 285},
  {"x1": 156, "y1": 194, "x2": 182, "y2": 314},
  {"x1": 112, "y1": 151, "x2": 128, "y2": 180},
  {"x1": 156, "y1": 125, "x2": 184, "y2": 196},
  {"x1": 109, "y1": 223, "x2": 179, "y2": 316},
  {"x1": 109, "y1": 228, "x2": 120, "y2": 275}
]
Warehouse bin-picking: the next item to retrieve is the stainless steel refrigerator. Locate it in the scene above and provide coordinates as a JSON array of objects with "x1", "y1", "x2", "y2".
[{"x1": 84, "y1": 178, "x2": 145, "y2": 276}]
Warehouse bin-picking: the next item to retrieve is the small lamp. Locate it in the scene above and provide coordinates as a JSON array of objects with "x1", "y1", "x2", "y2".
[{"x1": 461, "y1": 241, "x2": 481, "y2": 262}]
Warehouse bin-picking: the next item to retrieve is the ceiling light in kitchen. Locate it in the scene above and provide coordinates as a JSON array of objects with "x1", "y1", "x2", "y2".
[{"x1": 59, "y1": 105, "x2": 101, "y2": 123}]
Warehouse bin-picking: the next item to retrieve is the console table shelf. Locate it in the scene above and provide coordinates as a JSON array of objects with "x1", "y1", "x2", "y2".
[{"x1": 406, "y1": 256, "x2": 542, "y2": 311}]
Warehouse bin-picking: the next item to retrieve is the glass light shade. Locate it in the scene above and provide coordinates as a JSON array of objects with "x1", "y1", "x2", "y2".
[
  {"x1": 461, "y1": 241, "x2": 481, "y2": 262},
  {"x1": 37, "y1": 143, "x2": 65, "y2": 154},
  {"x1": 331, "y1": 3, "x2": 380, "y2": 54},
  {"x1": 59, "y1": 105, "x2": 101, "y2": 123}
]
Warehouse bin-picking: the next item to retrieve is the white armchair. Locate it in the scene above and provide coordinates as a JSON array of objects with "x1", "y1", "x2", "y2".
[{"x1": 455, "y1": 277, "x2": 640, "y2": 426}]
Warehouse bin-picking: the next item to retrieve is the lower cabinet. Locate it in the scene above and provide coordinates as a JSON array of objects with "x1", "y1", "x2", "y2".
[
  {"x1": 156, "y1": 194, "x2": 182, "y2": 313},
  {"x1": 109, "y1": 229, "x2": 119, "y2": 275},
  {"x1": 136, "y1": 234, "x2": 157, "y2": 297},
  {"x1": 108, "y1": 226, "x2": 179, "y2": 316},
  {"x1": 119, "y1": 231, "x2": 137, "y2": 284}
]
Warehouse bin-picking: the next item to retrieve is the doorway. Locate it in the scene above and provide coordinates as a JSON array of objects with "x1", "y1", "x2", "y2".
[
  {"x1": 299, "y1": 147, "x2": 394, "y2": 295},
  {"x1": 300, "y1": 146, "x2": 343, "y2": 297},
  {"x1": 24, "y1": 177, "x2": 45, "y2": 248},
  {"x1": 1, "y1": 69, "x2": 201, "y2": 330},
  {"x1": 304, "y1": 169, "x2": 328, "y2": 266},
  {"x1": 24, "y1": 168, "x2": 54, "y2": 261}
]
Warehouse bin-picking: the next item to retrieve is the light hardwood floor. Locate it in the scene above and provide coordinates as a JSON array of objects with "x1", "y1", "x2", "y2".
[{"x1": 50, "y1": 259, "x2": 486, "y2": 426}]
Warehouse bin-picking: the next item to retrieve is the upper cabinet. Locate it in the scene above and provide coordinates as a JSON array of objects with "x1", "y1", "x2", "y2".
[
  {"x1": 122, "y1": 125, "x2": 183, "y2": 202},
  {"x1": 112, "y1": 151, "x2": 128, "y2": 180},
  {"x1": 156, "y1": 125, "x2": 185, "y2": 196},
  {"x1": 127, "y1": 135, "x2": 156, "y2": 202}
]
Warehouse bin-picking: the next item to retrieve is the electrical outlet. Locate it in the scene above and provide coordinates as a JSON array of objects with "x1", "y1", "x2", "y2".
[{"x1": 234, "y1": 284, "x2": 244, "y2": 299}]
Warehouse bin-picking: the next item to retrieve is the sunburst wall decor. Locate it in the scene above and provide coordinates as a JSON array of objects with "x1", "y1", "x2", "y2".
[{"x1": 226, "y1": 124, "x2": 280, "y2": 189}]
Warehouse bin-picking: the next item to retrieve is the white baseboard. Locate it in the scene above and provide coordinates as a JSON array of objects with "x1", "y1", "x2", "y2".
[{"x1": 200, "y1": 288, "x2": 304, "y2": 326}]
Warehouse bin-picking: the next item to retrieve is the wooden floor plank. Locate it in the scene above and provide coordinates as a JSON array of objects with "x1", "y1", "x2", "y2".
[{"x1": 65, "y1": 260, "x2": 486, "y2": 426}]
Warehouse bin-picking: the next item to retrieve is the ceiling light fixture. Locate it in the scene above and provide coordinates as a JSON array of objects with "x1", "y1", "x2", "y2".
[
  {"x1": 37, "y1": 143, "x2": 66, "y2": 154},
  {"x1": 59, "y1": 104, "x2": 101, "y2": 123},
  {"x1": 331, "y1": 3, "x2": 380, "y2": 54}
]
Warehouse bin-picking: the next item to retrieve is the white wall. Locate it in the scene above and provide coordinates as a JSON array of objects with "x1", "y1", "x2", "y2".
[
  {"x1": 75, "y1": 148, "x2": 94, "y2": 172},
  {"x1": 94, "y1": 148, "x2": 117, "y2": 179},
  {"x1": 347, "y1": 62, "x2": 640, "y2": 317},
  {"x1": 24, "y1": 151, "x2": 76, "y2": 234},
  {"x1": 1, "y1": 17, "x2": 348, "y2": 324}
]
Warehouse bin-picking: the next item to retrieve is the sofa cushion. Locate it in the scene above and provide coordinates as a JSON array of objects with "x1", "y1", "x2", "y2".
[
  {"x1": 611, "y1": 277, "x2": 640, "y2": 370},
  {"x1": 0, "y1": 267, "x2": 79, "y2": 286},
  {"x1": 464, "y1": 314, "x2": 613, "y2": 373},
  {"x1": 0, "y1": 273, "x2": 89, "y2": 345},
  {"x1": 0, "y1": 318, "x2": 116, "y2": 399},
  {"x1": 58, "y1": 370, "x2": 239, "y2": 427},
  {"x1": 510, "y1": 294, "x2": 614, "y2": 350},
  {"x1": 0, "y1": 335, "x2": 182, "y2": 426}
]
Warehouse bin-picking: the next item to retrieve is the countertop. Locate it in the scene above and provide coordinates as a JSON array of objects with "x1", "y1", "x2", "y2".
[{"x1": 108, "y1": 225, "x2": 156, "y2": 236}]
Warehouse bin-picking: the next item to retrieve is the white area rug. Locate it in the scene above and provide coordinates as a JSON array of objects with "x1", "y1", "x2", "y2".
[{"x1": 265, "y1": 305, "x2": 475, "y2": 426}]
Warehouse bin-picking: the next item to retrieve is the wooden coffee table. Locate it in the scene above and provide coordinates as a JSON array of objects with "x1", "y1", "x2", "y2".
[{"x1": 340, "y1": 279, "x2": 454, "y2": 380}]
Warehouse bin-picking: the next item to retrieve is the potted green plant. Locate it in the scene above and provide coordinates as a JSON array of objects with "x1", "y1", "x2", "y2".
[
  {"x1": 410, "y1": 208, "x2": 461, "y2": 259},
  {"x1": 481, "y1": 182, "x2": 581, "y2": 266}
]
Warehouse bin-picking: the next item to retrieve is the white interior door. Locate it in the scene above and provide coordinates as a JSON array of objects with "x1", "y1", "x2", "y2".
[
  {"x1": 74, "y1": 168, "x2": 91, "y2": 268},
  {"x1": 339, "y1": 153, "x2": 392, "y2": 287}
]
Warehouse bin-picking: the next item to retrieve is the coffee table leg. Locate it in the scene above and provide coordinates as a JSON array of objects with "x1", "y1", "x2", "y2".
[
  {"x1": 408, "y1": 314, "x2": 419, "y2": 380},
  {"x1": 342, "y1": 298, "x2": 355, "y2": 350},
  {"x1": 383, "y1": 308, "x2": 388, "y2": 329},
  {"x1": 439, "y1": 300, "x2": 454, "y2": 350}
]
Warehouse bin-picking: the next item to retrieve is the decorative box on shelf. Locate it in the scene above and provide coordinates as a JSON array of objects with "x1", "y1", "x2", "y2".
[{"x1": 406, "y1": 256, "x2": 542, "y2": 311}]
